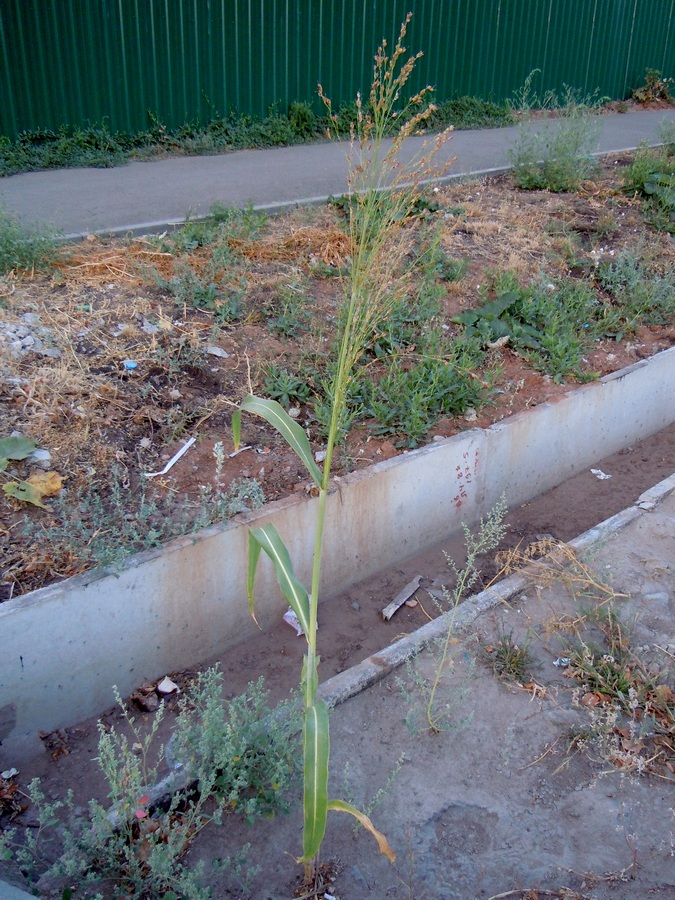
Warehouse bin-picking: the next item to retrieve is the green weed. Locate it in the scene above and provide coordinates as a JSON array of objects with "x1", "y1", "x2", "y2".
[
  {"x1": 632, "y1": 68, "x2": 674, "y2": 104},
  {"x1": 0, "y1": 670, "x2": 295, "y2": 897},
  {"x1": 451, "y1": 277, "x2": 601, "y2": 383},
  {"x1": 262, "y1": 365, "x2": 312, "y2": 408},
  {"x1": 0, "y1": 206, "x2": 61, "y2": 274},
  {"x1": 265, "y1": 282, "x2": 312, "y2": 338},
  {"x1": 508, "y1": 114, "x2": 600, "y2": 191},
  {"x1": 400, "y1": 497, "x2": 508, "y2": 734},
  {"x1": 488, "y1": 631, "x2": 535, "y2": 684},
  {"x1": 596, "y1": 250, "x2": 675, "y2": 333},
  {"x1": 0, "y1": 93, "x2": 513, "y2": 177},
  {"x1": 510, "y1": 70, "x2": 609, "y2": 116}
]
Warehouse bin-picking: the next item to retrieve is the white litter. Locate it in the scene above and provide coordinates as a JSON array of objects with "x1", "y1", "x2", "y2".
[
  {"x1": 590, "y1": 468, "x2": 611, "y2": 480},
  {"x1": 157, "y1": 676, "x2": 180, "y2": 694},
  {"x1": 1, "y1": 767, "x2": 18, "y2": 780},
  {"x1": 142, "y1": 437, "x2": 196, "y2": 477},
  {"x1": 283, "y1": 609, "x2": 304, "y2": 636}
]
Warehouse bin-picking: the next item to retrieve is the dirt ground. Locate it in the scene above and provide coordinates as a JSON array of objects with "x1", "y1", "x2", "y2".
[
  {"x1": 2, "y1": 424, "x2": 673, "y2": 899},
  {"x1": 1, "y1": 149, "x2": 674, "y2": 600}
]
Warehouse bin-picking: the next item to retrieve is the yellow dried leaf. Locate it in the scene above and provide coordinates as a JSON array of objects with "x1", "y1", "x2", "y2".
[{"x1": 26, "y1": 471, "x2": 64, "y2": 498}]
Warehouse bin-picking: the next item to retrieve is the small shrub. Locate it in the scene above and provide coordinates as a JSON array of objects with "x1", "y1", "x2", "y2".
[
  {"x1": 0, "y1": 206, "x2": 60, "y2": 274},
  {"x1": 508, "y1": 115, "x2": 600, "y2": 191},
  {"x1": 0, "y1": 671, "x2": 297, "y2": 897},
  {"x1": 632, "y1": 68, "x2": 674, "y2": 104},
  {"x1": 596, "y1": 250, "x2": 675, "y2": 331}
]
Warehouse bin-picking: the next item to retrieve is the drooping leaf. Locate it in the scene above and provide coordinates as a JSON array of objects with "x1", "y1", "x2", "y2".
[
  {"x1": 298, "y1": 700, "x2": 330, "y2": 863},
  {"x1": 247, "y1": 523, "x2": 311, "y2": 636},
  {"x1": 3, "y1": 481, "x2": 48, "y2": 509},
  {"x1": 0, "y1": 436, "x2": 36, "y2": 460},
  {"x1": 26, "y1": 471, "x2": 63, "y2": 498},
  {"x1": 327, "y1": 799, "x2": 396, "y2": 862},
  {"x1": 239, "y1": 395, "x2": 323, "y2": 487}
]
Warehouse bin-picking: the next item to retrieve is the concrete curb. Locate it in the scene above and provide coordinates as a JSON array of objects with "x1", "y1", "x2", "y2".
[{"x1": 1, "y1": 346, "x2": 674, "y2": 764}]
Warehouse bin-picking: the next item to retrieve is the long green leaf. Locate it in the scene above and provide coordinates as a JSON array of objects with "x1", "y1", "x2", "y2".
[
  {"x1": 239, "y1": 395, "x2": 323, "y2": 488},
  {"x1": 298, "y1": 700, "x2": 330, "y2": 863},
  {"x1": 248, "y1": 523, "x2": 311, "y2": 636},
  {"x1": 231, "y1": 408, "x2": 242, "y2": 452},
  {"x1": 327, "y1": 799, "x2": 396, "y2": 862},
  {"x1": 246, "y1": 530, "x2": 263, "y2": 626}
]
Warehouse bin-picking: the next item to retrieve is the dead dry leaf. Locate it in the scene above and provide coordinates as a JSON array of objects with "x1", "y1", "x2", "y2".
[{"x1": 26, "y1": 470, "x2": 64, "y2": 497}]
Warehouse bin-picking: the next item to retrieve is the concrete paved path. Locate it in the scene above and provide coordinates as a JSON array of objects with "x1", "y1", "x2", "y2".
[{"x1": 0, "y1": 108, "x2": 674, "y2": 240}]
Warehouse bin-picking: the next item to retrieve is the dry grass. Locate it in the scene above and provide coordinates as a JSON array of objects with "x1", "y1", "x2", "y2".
[{"x1": 1, "y1": 152, "x2": 674, "y2": 599}]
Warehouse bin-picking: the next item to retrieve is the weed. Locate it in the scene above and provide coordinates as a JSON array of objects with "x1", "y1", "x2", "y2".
[
  {"x1": 0, "y1": 93, "x2": 512, "y2": 177},
  {"x1": 510, "y1": 70, "x2": 609, "y2": 116},
  {"x1": 564, "y1": 605, "x2": 675, "y2": 777},
  {"x1": 487, "y1": 631, "x2": 535, "y2": 684},
  {"x1": 262, "y1": 365, "x2": 312, "y2": 408},
  {"x1": 596, "y1": 250, "x2": 675, "y2": 333},
  {"x1": 22, "y1": 460, "x2": 264, "y2": 578},
  {"x1": 265, "y1": 283, "x2": 311, "y2": 338},
  {"x1": 632, "y1": 68, "x2": 674, "y2": 104},
  {"x1": 419, "y1": 95, "x2": 514, "y2": 130},
  {"x1": 508, "y1": 114, "x2": 600, "y2": 191},
  {"x1": 622, "y1": 142, "x2": 675, "y2": 232},
  {"x1": 400, "y1": 497, "x2": 508, "y2": 734},
  {"x1": 0, "y1": 671, "x2": 294, "y2": 897},
  {"x1": 363, "y1": 353, "x2": 488, "y2": 447},
  {"x1": 156, "y1": 254, "x2": 247, "y2": 322},
  {"x1": 0, "y1": 206, "x2": 61, "y2": 274},
  {"x1": 342, "y1": 753, "x2": 406, "y2": 833},
  {"x1": 451, "y1": 277, "x2": 601, "y2": 383}
]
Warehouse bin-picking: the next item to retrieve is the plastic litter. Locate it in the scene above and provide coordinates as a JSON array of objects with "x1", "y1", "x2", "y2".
[
  {"x1": 590, "y1": 468, "x2": 611, "y2": 480},
  {"x1": 142, "y1": 437, "x2": 196, "y2": 478},
  {"x1": 123, "y1": 360, "x2": 138, "y2": 370}
]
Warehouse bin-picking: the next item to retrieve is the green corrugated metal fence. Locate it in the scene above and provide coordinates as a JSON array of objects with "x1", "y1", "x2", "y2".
[{"x1": 1, "y1": 0, "x2": 674, "y2": 140}]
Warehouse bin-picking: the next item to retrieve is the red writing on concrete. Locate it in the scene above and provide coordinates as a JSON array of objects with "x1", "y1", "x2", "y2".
[{"x1": 452, "y1": 448, "x2": 480, "y2": 509}]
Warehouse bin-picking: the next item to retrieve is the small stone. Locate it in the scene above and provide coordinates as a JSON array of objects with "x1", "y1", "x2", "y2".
[
  {"x1": 21, "y1": 335, "x2": 35, "y2": 348},
  {"x1": 315, "y1": 449, "x2": 327, "y2": 462},
  {"x1": 351, "y1": 601, "x2": 361, "y2": 611},
  {"x1": 464, "y1": 407, "x2": 478, "y2": 422},
  {"x1": 644, "y1": 591, "x2": 669, "y2": 606},
  {"x1": 29, "y1": 449, "x2": 51, "y2": 469},
  {"x1": 22, "y1": 313, "x2": 40, "y2": 326},
  {"x1": 40, "y1": 347, "x2": 62, "y2": 359},
  {"x1": 206, "y1": 346, "x2": 229, "y2": 359},
  {"x1": 141, "y1": 320, "x2": 160, "y2": 335}
]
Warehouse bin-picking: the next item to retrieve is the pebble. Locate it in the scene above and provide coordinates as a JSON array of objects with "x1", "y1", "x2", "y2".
[
  {"x1": 206, "y1": 345, "x2": 229, "y2": 358},
  {"x1": 351, "y1": 600, "x2": 361, "y2": 611},
  {"x1": 644, "y1": 591, "x2": 669, "y2": 606},
  {"x1": 30, "y1": 449, "x2": 52, "y2": 469}
]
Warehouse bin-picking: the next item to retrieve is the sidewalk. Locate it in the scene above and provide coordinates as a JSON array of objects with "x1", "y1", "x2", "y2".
[{"x1": 1, "y1": 108, "x2": 674, "y2": 240}]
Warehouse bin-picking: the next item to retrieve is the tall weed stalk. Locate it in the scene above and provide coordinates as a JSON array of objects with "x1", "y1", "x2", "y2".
[{"x1": 232, "y1": 15, "x2": 452, "y2": 882}]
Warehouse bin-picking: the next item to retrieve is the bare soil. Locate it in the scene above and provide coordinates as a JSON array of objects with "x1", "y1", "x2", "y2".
[{"x1": 1, "y1": 150, "x2": 674, "y2": 600}]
